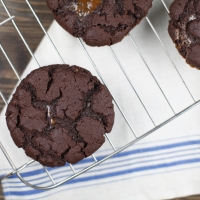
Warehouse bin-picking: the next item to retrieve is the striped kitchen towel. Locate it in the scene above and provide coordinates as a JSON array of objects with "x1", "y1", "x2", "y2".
[{"x1": 1, "y1": 1, "x2": 200, "y2": 199}]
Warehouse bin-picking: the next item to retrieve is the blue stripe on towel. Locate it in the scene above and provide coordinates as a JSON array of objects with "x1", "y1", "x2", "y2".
[
  {"x1": 2, "y1": 138, "x2": 200, "y2": 198},
  {"x1": 4, "y1": 151, "x2": 200, "y2": 187},
  {"x1": 3, "y1": 157, "x2": 200, "y2": 196},
  {"x1": 3, "y1": 139, "x2": 200, "y2": 180}
]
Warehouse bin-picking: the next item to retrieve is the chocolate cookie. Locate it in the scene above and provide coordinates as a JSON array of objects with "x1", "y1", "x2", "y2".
[
  {"x1": 6, "y1": 65, "x2": 114, "y2": 167},
  {"x1": 46, "y1": 0, "x2": 153, "y2": 46},
  {"x1": 168, "y1": 0, "x2": 200, "y2": 69}
]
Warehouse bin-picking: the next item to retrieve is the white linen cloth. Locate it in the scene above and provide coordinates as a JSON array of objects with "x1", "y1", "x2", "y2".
[{"x1": 1, "y1": 0, "x2": 200, "y2": 199}]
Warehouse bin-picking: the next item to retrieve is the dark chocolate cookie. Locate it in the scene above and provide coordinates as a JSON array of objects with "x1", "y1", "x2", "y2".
[
  {"x1": 6, "y1": 64, "x2": 114, "y2": 167},
  {"x1": 168, "y1": 0, "x2": 200, "y2": 69},
  {"x1": 46, "y1": 0, "x2": 153, "y2": 46}
]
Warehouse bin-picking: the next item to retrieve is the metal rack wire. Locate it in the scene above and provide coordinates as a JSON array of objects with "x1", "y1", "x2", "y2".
[{"x1": 0, "y1": 0, "x2": 200, "y2": 190}]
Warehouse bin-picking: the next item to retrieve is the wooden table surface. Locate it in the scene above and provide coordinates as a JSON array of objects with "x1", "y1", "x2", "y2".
[
  {"x1": 0, "y1": 0, "x2": 200, "y2": 199},
  {"x1": 0, "y1": 0, "x2": 53, "y2": 111}
]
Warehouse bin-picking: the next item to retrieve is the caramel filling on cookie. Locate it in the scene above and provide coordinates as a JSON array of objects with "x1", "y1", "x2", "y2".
[
  {"x1": 51, "y1": 118, "x2": 56, "y2": 125},
  {"x1": 68, "y1": 0, "x2": 102, "y2": 17},
  {"x1": 47, "y1": 105, "x2": 56, "y2": 125}
]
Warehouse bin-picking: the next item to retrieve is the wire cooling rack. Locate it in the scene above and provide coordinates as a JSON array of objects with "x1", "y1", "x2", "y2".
[{"x1": 1, "y1": 0, "x2": 200, "y2": 190}]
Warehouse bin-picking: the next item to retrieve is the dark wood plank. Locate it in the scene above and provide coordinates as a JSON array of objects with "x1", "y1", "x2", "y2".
[
  {"x1": 0, "y1": 0, "x2": 53, "y2": 195},
  {"x1": 0, "y1": 0, "x2": 53, "y2": 198},
  {"x1": 0, "y1": 182, "x2": 4, "y2": 200},
  {"x1": 173, "y1": 195, "x2": 200, "y2": 200},
  {"x1": 0, "y1": 0, "x2": 53, "y2": 84},
  {"x1": 0, "y1": 0, "x2": 53, "y2": 112}
]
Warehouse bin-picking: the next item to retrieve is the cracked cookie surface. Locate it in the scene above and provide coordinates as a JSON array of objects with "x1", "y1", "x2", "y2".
[
  {"x1": 6, "y1": 64, "x2": 114, "y2": 167},
  {"x1": 168, "y1": 0, "x2": 200, "y2": 69},
  {"x1": 46, "y1": 0, "x2": 153, "y2": 46}
]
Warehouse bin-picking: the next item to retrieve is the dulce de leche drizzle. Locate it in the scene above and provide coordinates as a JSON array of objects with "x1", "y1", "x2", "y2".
[
  {"x1": 46, "y1": 105, "x2": 56, "y2": 126},
  {"x1": 68, "y1": 0, "x2": 102, "y2": 17}
]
